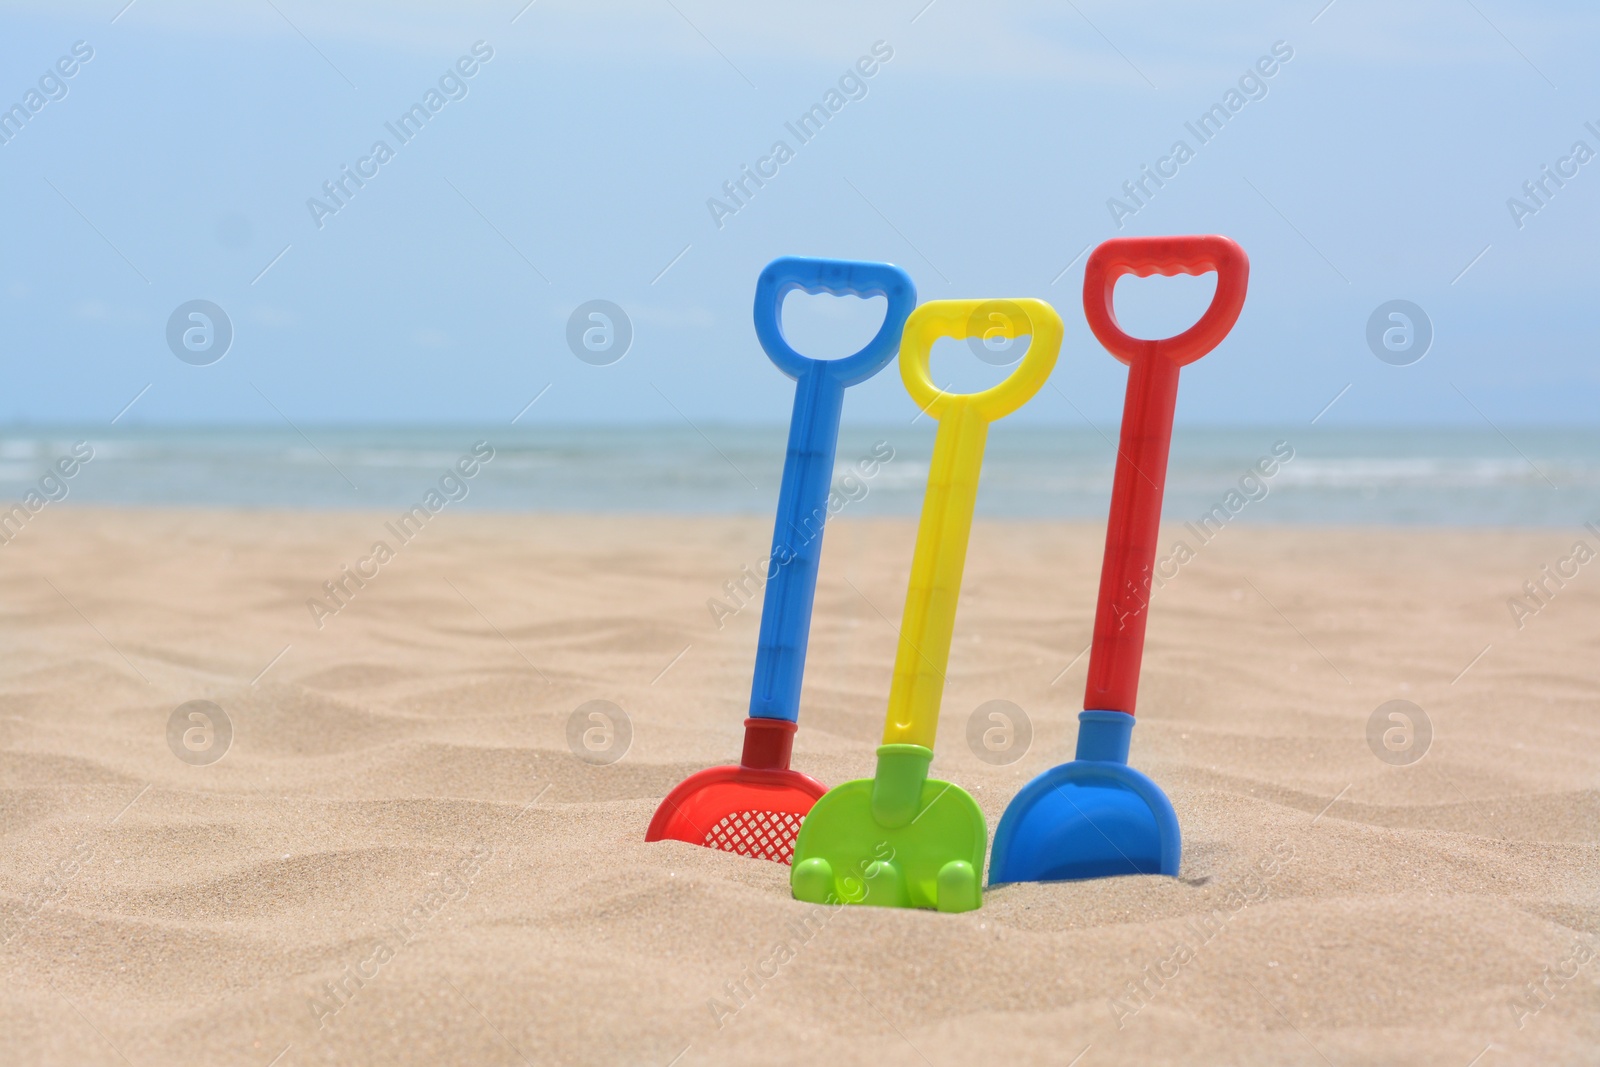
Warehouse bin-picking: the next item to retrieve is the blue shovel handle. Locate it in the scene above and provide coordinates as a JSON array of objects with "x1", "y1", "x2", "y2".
[{"x1": 747, "y1": 257, "x2": 917, "y2": 722}]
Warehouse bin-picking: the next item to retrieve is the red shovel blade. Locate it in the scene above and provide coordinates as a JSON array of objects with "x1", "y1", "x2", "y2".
[
  {"x1": 646, "y1": 765, "x2": 826, "y2": 864},
  {"x1": 645, "y1": 718, "x2": 826, "y2": 864}
]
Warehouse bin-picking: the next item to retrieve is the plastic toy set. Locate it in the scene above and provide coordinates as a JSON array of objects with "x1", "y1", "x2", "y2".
[{"x1": 647, "y1": 236, "x2": 1251, "y2": 913}]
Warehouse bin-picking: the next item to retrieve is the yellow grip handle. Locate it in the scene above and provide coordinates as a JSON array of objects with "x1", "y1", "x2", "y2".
[{"x1": 884, "y1": 298, "x2": 1062, "y2": 748}]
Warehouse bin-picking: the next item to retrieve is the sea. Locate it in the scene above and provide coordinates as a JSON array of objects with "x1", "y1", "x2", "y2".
[{"x1": 3, "y1": 425, "x2": 1597, "y2": 528}]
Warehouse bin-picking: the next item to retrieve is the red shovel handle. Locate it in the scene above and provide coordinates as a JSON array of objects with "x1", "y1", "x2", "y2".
[
  {"x1": 1083, "y1": 235, "x2": 1249, "y2": 367},
  {"x1": 1082, "y1": 236, "x2": 1248, "y2": 716}
]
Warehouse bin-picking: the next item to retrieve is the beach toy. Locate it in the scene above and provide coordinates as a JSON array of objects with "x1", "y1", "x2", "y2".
[
  {"x1": 646, "y1": 256, "x2": 917, "y2": 864},
  {"x1": 989, "y1": 235, "x2": 1249, "y2": 885},
  {"x1": 791, "y1": 298, "x2": 1062, "y2": 911}
]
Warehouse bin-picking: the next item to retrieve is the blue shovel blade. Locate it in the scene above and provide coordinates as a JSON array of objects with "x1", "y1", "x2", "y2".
[{"x1": 989, "y1": 711, "x2": 1181, "y2": 885}]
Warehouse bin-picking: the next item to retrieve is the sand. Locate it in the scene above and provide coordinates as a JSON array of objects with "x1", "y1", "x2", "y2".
[{"x1": 1, "y1": 508, "x2": 1596, "y2": 1066}]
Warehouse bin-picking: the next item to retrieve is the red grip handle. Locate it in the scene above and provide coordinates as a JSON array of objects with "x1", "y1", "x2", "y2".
[
  {"x1": 1081, "y1": 236, "x2": 1249, "y2": 716},
  {"x1": 1083, "y1": 235, "x2": 1249, "y2": 368}
]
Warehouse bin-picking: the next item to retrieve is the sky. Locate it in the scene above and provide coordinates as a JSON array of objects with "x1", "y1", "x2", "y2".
[{"x1": 1, "y1": 0, "x2": 1597, "y2": 428}]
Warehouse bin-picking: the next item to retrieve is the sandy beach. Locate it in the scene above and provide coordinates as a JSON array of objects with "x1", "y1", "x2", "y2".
[{"x1": 1, "y1": 508, "x2": 1596, "y2": 1066}]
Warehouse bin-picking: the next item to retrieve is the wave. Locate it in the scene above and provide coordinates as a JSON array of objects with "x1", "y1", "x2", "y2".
[{"x1": 2, "y1": 424, "x2": 1595, "y2": 526}]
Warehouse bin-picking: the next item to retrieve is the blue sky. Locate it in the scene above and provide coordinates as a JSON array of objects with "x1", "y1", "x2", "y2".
[{"x1": 1, "y1": 0, "x2": 1597, "y2": 426}]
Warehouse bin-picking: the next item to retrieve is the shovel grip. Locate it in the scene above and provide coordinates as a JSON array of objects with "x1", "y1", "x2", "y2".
[
  {"x1": 1082, "y1": 235, "x2": 1248, "y2": 369},
  {"x1": 752, "y1": 256, "x2": 917, "y2": 385},
  {"x1": 1081, "y1": 237, "x2": 1248, "y2": 716}
]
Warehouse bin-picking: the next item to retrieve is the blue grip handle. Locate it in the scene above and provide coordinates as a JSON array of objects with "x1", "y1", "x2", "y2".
[{"x1": 747, "y1": 257, "x2": 917, "y2": 723}]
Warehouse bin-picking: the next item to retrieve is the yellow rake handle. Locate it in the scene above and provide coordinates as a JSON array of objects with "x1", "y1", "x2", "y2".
[{"x1": 883, "y1": 298, "x2": 1062, "y2": 748}]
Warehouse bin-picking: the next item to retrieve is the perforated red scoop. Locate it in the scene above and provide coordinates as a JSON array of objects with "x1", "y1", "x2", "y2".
[{"x1": 645, "y1": 719, "x2": 826, "y2": 863}]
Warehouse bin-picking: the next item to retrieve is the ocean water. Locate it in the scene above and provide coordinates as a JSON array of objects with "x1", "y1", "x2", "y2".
[{"x1": 2, "y1": 425, "x2": 1597, "y2": 527}]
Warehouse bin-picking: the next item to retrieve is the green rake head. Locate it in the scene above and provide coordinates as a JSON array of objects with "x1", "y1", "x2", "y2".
[{"x1": 789, "y1": 745, "x2": 985, "y2": 913}]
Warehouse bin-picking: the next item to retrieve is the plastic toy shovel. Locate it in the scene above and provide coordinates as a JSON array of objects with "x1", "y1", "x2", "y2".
[
  {"x1": 990, "y1": 235, "x2": 1249, "y2": 885},
  {"x1": 647, "y1": 257, "x2": 917, "y2": 864},
  {"x1": 791, "y1": 298, "x2": 1061, "y2": 912}
]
